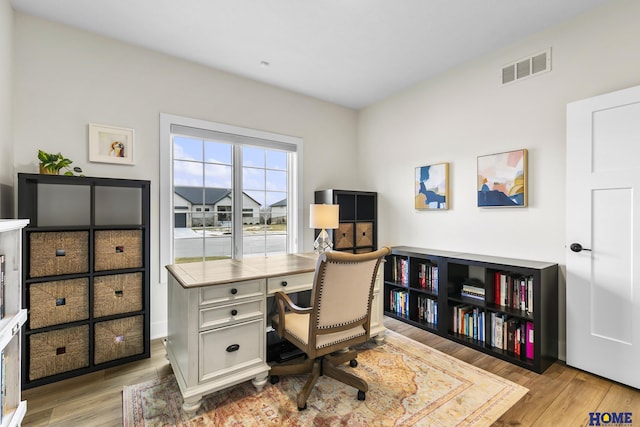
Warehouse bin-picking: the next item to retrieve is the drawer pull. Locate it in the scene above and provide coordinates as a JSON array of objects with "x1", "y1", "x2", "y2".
[
  {"x1": 56, "y1": 249, "x2": 66, "y2": 257},
  {"x1": 56, "y1": 346, "x2": 66, "y2": 355},
  {"x1": 281, "y1": 281, "x2": 287, "y2": 287},
  {"x1": 56, "y1": 297, "x2": 66, "y2": 306},
  {"x1": 231, "y1": 309, "x2": 238, "y2": 316},
  {"x1": 115, "y1": 290, "x2": 124, "y2": 297},
  {"x1": 226, "y1": 344, "x2": 240, "y2": 352},
  {"x1": 230, "y1": 288, "x2": 238, "y2": 295}
]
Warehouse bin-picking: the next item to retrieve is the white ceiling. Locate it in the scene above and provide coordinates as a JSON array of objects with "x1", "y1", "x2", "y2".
[{"x1": 11, "y1": 0, "x2": 609, "y2": 109}]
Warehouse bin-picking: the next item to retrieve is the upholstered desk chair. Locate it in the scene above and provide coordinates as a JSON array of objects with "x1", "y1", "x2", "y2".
[{"x1": 269, "y1": 246, "x2": 391, "y2": 410}]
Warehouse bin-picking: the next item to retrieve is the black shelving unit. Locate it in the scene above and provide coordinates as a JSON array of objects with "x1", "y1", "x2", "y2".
[
  {"x1": 314, "y1": 189, "x2": 377, "y2": 253},
  {"x1": 384, "y1": 246, "x2": 558, "y2": 374},
  {"x1": 18, "y1": 173, "x2": 150, "y2": 389}
]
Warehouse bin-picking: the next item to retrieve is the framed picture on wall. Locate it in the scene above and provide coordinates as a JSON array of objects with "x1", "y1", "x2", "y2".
[
  {"x1": 89, "y1": 123, "x2": 135, "y2": 165},
  {"x1": 415, "y1": 162, "x2": 449, "y2": 210},
  {"x1": 477, "y1": 148, "x2": 527, "y2": 207}
]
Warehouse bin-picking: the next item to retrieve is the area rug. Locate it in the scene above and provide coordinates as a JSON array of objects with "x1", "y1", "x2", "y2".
[{"x1": 123, "y1": 331, "x2": 527, "y2": 426}]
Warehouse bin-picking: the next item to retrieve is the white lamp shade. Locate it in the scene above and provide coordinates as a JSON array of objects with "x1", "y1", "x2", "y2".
[{"x1": 309, "y1": 204, "x2": 339, "y2": 229}]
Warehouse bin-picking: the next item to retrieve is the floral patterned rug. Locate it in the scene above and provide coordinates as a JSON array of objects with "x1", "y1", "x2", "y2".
[{"x1": 123, "y1": 331, "x2": 527, "y2": 426}]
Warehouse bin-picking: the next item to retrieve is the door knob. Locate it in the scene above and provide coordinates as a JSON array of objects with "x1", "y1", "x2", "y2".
[{"x1": 570, "y1": 243, "x2": 592, "y2": 253}]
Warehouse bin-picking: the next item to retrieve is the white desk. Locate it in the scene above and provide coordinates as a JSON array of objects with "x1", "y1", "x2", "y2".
[{"x1": 165, "y1": 253, "x2": 385, "y2": 412}]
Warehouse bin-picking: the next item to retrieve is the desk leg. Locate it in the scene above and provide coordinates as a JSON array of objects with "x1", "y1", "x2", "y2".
[
  {"x1": 373, "y1": 332, "x2": 385, "y2": 345},
  {"x1": 252, "y1": 373, "x2": 269, "y2": 391},
  {"x1": 182, "y1": 396, "x2": 202, "y2": 414}
]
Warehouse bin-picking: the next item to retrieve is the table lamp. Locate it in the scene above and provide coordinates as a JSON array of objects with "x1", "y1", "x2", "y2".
[{"x1": 309, "y1": 204, "x2": 339, "y2": 253}]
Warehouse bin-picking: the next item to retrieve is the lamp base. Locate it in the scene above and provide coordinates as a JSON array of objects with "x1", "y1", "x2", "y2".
[{"x1": 313, "y1": 229, "x2": 333, "y2": 253}]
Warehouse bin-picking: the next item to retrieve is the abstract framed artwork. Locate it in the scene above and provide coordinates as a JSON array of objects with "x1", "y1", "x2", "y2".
[
  {"x1": 477, "y1": 149, "x2": 527, "y2": 207},
  {"x1": 89, "y1": 123, "x2": 135, "y2": 165},
  {"x1": 415, "y1": 162, "x2": 449, "y2": 210}
]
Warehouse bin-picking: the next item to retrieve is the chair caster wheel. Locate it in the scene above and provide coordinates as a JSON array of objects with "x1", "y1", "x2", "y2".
[
  {"x1": 357, "y1": 390, "x2": 366, "y2": 401},
  {"x1": 350, "y1": 359, "x2": 358, "y2": 368},
  {"x1": 298, "y1": 403, "x2": 307, "y2": 411},
  {"x1": 270, "y1": 376, "x2": 279, "y2": 384}
]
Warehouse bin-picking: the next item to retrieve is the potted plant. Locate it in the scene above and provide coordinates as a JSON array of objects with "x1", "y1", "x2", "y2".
[{"x1": 38, "y1": 150, "x2": 83, "y2": 175}]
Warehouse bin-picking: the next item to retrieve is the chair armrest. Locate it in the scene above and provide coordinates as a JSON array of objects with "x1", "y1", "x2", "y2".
[{"x1": 273, "y1": 291, "x2": 312, "y2": 336}]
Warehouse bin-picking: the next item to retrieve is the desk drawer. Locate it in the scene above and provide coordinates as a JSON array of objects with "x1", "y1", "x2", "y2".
[
  {"x1": 267, "y1": 272, "x2": 314, "y2": 294},
  {"x1": 200, "y1": 280, "x2": 265, "y2": 306},
  {"x1": 199, "y1": 318, "x2": 263, "y2": 382},
  {"x1": 200, "y1": 300, "x2": 263, "y2": 330}
]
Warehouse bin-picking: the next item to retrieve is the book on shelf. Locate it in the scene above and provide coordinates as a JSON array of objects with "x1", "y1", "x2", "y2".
[
  {"x1": 489, "y1": 314, "x2": 534, "y2": 359},
  {"x1": 392, "y1": 257, "x2": 409, "y2": 285},
  {"x1": 491, "y1": 313, "x2": 505, "y2": 349},
  {"x1": 525, "y1": 321, "x2": 534, "y2": 359},
  {"x1": 417, "y1": 263, "x2": 439, "y2": 292},
  {"x1": 452, "y1": 304, "x2": 484, "y2": 342},
  {"x1": 493, "y1": 272, "x2": 534, "y2": 313},
  {"x1": 389, "y1": 289, "x2": 409, "y2": 317},
  {"x1": 461, "y1": 283, "x2": 485, "y2": 301},
  {"x1": 417, "y1": 296, "x2": 438, "y2": 325}
]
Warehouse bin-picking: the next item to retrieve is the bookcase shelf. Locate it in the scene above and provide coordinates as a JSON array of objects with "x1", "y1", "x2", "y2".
[
  {"x1": 18, "y1": 173, "x2": 151, "y2": 389},
  {"x1": 314, "y1": 189, "x2": 377, "y2": 253},
  {"x1": 384, "y1": 246, "x2": 558, "y2": 373}
]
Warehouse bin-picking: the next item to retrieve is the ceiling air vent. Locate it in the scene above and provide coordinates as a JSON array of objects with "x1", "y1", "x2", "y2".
[{"x1": 501, "y1": 48, "x2": 551, "y2": 85}]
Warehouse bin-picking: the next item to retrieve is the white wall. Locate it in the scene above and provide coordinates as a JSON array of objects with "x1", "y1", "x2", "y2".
[
  {"x1": 358, "y1": 0, "x2": 640, "y2": 360},
  {"x1": 12, "y1": 13, "x2": 359, "y2": 338},
  {"x1": 0, "y1": 0, "x2": 13, "y2": 215}
]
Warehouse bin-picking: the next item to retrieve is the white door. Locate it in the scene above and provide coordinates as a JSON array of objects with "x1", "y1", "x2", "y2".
[{"x1": 566, "y1": 85, "x2": 640, "y2": 388}]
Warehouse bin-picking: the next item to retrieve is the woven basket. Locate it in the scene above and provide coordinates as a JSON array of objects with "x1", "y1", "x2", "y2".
[
  {"x1": 94, "y1": 230, "x2": 142, "y2": 271},
  {"x1": 29, "y1": 231, "x2": 89, "y2": 278},
  {"x1": 28, "y1": 278, "x2": 89, "y2": 329},
  {"x1": 94, "y1": 273, "x2": 143, "y2": 318},
  {"x1": 334, "y1": 223, "x2": 354, "y2": 249},
  {"x1": 94, "y1": 315, "x2": 144, "y2": 364},
  {"x1": 29, "y1": 325, "x2": 89, "y2": 381},
  {"x1": 356, "y1": 222, "x2": 374, "y2": 247}
]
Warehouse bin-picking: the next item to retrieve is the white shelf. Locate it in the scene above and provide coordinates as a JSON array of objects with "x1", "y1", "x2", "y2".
[
  {"x1": 0, "y1": 310, "x2": 27, "y2": 352},
  {"x1": 0, "y1": 220, "x2": 28, "y2": 427},
  {"x1": 0, "y1": 220, "x2": 29, "y2": 233}
]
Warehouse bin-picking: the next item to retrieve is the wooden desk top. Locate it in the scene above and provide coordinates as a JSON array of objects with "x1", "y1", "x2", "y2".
[{"x1": 166, "y1": 253, "x2": 319, "y2": 288}]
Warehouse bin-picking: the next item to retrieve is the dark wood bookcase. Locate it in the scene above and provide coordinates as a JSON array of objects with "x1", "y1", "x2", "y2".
[
  {"x1": 314, "y1": 189, "x2": 377, "y2": 253},
  {"x1": 384, "y1": 246, "x2": 558, "y2": 373},
  {"x1": 18, "y1": 173, "x2": 150, "y2": 389}
]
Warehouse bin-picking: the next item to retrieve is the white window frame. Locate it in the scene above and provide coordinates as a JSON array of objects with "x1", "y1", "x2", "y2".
[{"x1": 159, "y1": 113, "x2": 303, "y2": 283}]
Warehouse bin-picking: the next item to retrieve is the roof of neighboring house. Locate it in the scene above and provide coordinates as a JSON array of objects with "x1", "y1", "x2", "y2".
[
  {"x1": 175, "y1": 187, "x2": 263, "y2": 207},
  {"x1": 174, "y1": 187, "x2": 231, "y2": 205},
  {"x1": 271, "y1": 198, "x2": 287, "y2": 207}
]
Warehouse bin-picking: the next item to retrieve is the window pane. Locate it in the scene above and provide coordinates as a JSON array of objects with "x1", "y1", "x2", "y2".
[
  {"x1": 243, "y1": 146, "x2": 265, "y2": 167},
  {"x1": 242, "y1": 146, "x2": 289, "y2": 257},
  {"x1": 243, "y1": 167, "x2": 265, "y2": 191},
  {"x1": 205, "y1": 164, "x2": 232, "y2": 188},
  {"x1": 173, "y1": 138, "x2": 234, "y2": 262},
  {"x1": 243, "y1": 190, "x2": 266, "y2": 207},
  {"x1": 173, "y1": 233, "x2": 203, "y2": 263},
  {"x1": 174, "y1": 136, "x2": 203, "y2": 161},
  {"x1": 205, "y1": 140, "x2": 232, "y2": 165},
  {"x1": 174, "y1": 160, "x2": 203, "y2": 186},
  {"x1": 266, "y1": 170, "x2": 287, "y2": 192},
  {"x1": 266, "y1": 150, "x2": 287, "y2": 170}
]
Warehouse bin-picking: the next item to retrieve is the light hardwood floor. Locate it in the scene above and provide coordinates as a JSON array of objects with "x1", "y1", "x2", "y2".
[{"x1": 22, "y1": 317, "x2": 640, "y2": 426}]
